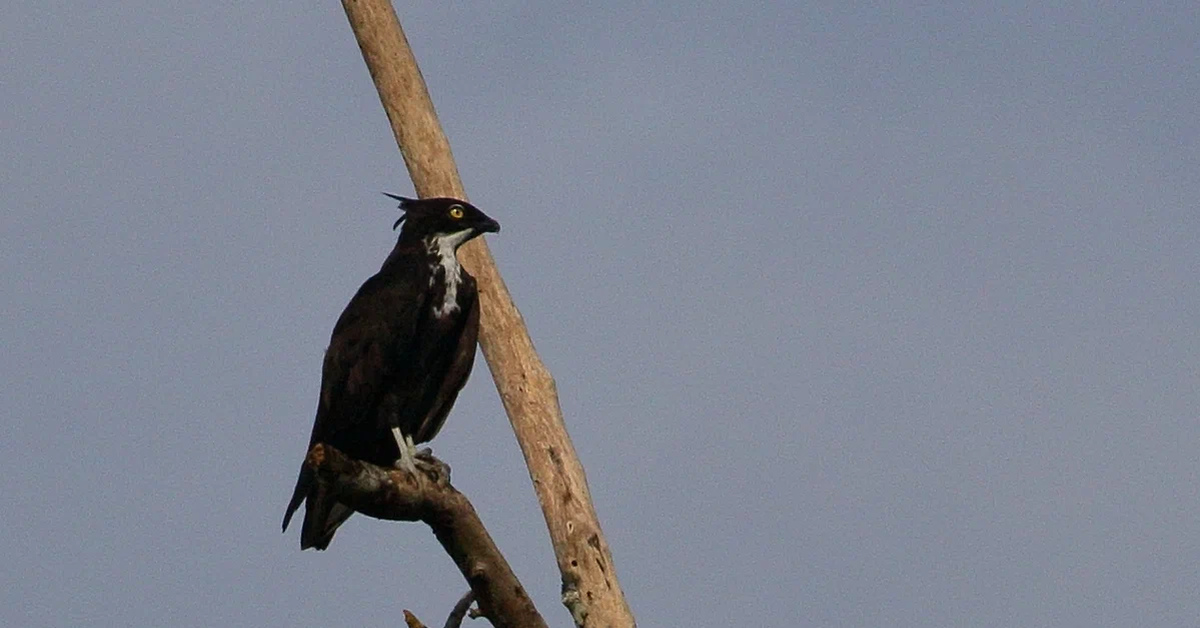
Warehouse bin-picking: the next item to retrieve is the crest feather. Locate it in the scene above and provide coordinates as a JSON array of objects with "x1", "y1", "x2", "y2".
[{"x1": 383, "y1": 192, "x2": 417, "y2": 230}]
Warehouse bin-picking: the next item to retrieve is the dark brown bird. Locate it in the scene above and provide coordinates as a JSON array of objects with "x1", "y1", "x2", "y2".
[{"x1": 283, "y1": 195, "x2": 499, "y2": 550}]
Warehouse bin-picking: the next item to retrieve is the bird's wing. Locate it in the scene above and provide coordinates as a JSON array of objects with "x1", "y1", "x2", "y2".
[
  {"x1": 413, "y1": 278, "x2": 480, "y2": 443},
  {"x1": 311, "y1": 271, "x2": 426, "y2": 445},
  {"x1": 282, "y1": 269, "x2": 425, "y2": 542}
]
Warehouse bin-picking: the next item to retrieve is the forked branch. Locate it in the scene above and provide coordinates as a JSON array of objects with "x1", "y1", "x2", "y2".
[{"x1": 305, "y1": 444, "x2": 547, "y2": 628}]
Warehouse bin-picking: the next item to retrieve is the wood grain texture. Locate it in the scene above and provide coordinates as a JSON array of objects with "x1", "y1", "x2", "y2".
[{"x1": 340, "y1": 1, "x2": 636, "y2": 626}]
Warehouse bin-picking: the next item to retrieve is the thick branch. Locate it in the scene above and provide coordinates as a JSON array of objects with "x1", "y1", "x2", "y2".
[
  {"x1": 340, "y1": 2, "x2": 636, "y2": 626},
  {"x1": 306, "y1": 444, "x2": 546, "y2": 628}
]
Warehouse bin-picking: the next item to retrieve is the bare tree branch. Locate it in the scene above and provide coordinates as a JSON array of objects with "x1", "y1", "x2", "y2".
[
  {"x1": 339, "y1": 2, "x2": 637, "y2": 626},
  {"x1": 444, "y1": 590, "x2": 476, "y2": 628},
  {"x1": 402, "y1": 592, "x2": 474, "y2": 628},
  {"x1": 306, "y1": 444, "x2": 546, "y2": 628}
]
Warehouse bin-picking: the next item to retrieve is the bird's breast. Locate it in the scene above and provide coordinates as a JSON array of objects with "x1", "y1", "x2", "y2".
[{"x1": 428, "y1": 260, "x2": 469, "y2": 319}]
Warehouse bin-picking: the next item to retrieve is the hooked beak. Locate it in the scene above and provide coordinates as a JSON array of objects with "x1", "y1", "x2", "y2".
[{"x1": 477, "y1": 216, "x2": 501, "y2": 234}]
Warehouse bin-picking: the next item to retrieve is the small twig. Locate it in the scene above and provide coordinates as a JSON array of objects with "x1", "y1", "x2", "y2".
[
  {"x1": 400, "y1": 589, "x2": 474, "y2": 628},
  {"x1": 403, "y1": 610, "x2": 428, "y2": 628},
  {"x1": 306, "y1": 443, "x2": 547, "y2": 628},
  {"x1": 444, "y1": 590, "x2": 476, "y2": 628}
]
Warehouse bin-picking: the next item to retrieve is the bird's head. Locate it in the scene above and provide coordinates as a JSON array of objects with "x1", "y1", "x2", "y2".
[{"x1": 384, "y1": 194, "x2": 500, "y2": 248}]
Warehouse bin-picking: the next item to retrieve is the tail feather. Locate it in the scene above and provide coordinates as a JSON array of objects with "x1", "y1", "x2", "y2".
[
  {"x1": 283, "y1": 464, "x2": 354, "y2": 550},
  {"x1": 282, "y1": 464, "x2": 310, "y2": 533},
  {"x1": 304, "y1": 502, "x2": 353, "y2": 550}
]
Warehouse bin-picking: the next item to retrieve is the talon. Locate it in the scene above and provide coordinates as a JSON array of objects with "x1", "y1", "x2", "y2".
[{"x1": 403, "y1": 458, "x2": 419, "y2": 476}]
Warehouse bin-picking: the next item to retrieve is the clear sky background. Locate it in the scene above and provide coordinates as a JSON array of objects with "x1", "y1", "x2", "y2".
[{"x1": 3, "y1": 2, "x2": 1198, "y2": 627}]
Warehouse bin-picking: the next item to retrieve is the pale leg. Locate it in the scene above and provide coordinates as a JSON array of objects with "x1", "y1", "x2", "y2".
[{"x1": 391, "y1": 427, "x2": 418, "y2": 474}]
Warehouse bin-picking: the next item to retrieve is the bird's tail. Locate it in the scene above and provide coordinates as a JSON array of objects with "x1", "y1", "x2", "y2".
[
  {"x1": 282, "y1": 464, "x2": 353, "y2": 550},
  {"x1": 282, "y1": 464, "x2": 310, "y2": 533}
]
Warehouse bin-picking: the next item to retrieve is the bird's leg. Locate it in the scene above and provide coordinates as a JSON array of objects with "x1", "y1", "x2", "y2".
[
  {"x1": 391, "y1": 427, "x2": 418, "y2": 475},
  {"x1": 404, "y1": 433, "x2": 419, "y2": 460}
]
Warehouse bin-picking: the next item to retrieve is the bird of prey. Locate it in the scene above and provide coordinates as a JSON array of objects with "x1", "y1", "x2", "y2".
[{"x1": 282, "y1": 195, "x2": 500, "y2": 550}]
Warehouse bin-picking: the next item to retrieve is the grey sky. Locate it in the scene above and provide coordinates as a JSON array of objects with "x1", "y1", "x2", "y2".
[{"x1": 3, "y1": 2, "x2": 1198, "y2": 626}]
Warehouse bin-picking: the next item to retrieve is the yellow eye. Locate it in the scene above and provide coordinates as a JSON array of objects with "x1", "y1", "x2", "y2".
[{"x1": 449, "y1": 205, "x2": 464, "y2": 219}]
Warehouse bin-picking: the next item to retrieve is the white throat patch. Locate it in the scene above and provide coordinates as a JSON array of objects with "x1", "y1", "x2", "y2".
[{"x1": 426, "y1": 229, "x2": 473, "y2": 318}]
